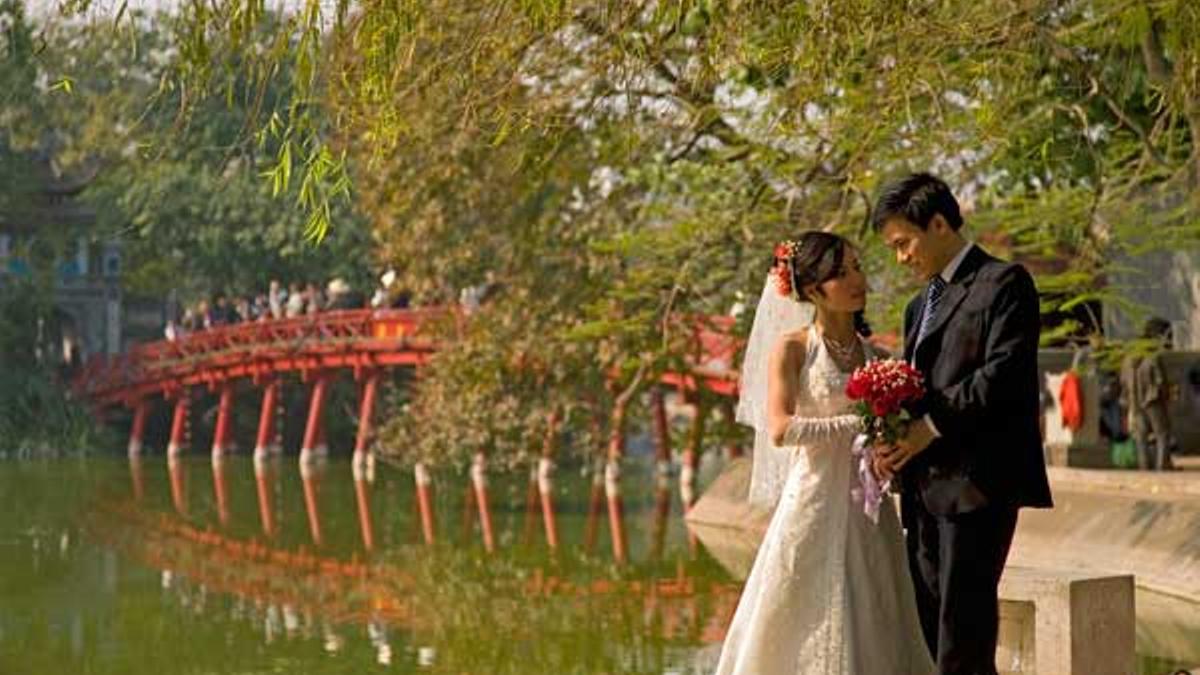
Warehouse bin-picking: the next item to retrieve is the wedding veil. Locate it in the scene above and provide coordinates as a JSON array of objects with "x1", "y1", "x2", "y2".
[{"x1": 736, "y1": 275, "x2": 814, "y2": 508}]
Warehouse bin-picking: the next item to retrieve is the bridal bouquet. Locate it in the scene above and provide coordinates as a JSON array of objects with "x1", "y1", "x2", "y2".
[{"x1": 844, "y1": 359, "x2": 926, "y2": 524}]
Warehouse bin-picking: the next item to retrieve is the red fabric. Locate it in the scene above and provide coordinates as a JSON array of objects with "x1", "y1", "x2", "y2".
[{"x1": 1059, "y1": 370, "x2": 1084, "y2": 431}]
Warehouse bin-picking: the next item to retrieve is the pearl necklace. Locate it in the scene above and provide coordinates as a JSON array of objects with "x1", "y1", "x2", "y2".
[{"x1": 821, "y1": 330, "x2": 860, "y2": 363}]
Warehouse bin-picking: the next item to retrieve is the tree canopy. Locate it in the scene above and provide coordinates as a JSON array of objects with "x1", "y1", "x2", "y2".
[{"x1": 41, "y1": 0, "x2": 1200, "y2": 464}]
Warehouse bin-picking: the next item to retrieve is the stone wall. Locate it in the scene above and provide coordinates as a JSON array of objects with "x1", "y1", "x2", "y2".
[{"x1": 686, "y1": 459, "x2": 1200, "y2": 667}]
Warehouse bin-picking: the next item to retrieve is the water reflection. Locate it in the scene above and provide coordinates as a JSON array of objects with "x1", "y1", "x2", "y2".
[
  {"x1": 11, "y1": 455, "x2": 1189, "y2": 673},
  {"x1": 0, "y1": 455, "x2": 742, "y2": 674}
]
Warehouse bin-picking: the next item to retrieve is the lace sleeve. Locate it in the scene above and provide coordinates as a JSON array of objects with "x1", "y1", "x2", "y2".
[{"x1": 780, "y1": 414, "x2": 861, "y2": 446}]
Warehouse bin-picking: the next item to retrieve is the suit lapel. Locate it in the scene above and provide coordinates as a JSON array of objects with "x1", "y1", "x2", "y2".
[
  {"x1": 914, "y1": 246, "x2": 988, "y2": 366},
  {"x1": 904, "y1": 300, "x2": 921, "y2": 362}
]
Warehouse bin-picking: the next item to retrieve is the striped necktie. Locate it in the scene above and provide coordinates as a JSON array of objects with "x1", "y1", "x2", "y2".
[{"x1": 916, "y1": 275, "x2": 947, "y2": 346}]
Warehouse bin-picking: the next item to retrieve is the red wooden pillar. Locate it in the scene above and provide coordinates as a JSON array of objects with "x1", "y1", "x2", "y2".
[
  {"x1": 254, "y1": 381, "x2": 279, "y2": 459},
  {"x1": 470, "y1": 452, "x2": 496, "y2": 553},
  {"x1": 353, "y1": 372, "x2": 380, "y2": 460},
  {"x1": 314, "y1": 418, "x2": 328, "y2": 456},
  {"x1": 538, "y1": 458, "x2": 559, "y2": 550},
  {"x1": 300, "y1": 376, "x2": 329, "y2": 461},
  {"x1": 168, "y1": 453, "x2": 187, "y2": 516},
  {"x1": 167, "y1": 391, "x2": 190, "y2": 457},
  {"x1": 351, "y1": 373, "x2": 378, "y2": 550},
  {"x1": 353, "y1": 461, "x2": 375, "y2": 552},
  {"x1": 129, "y1": 455, "x2": 145, "y2": 502},
  {"x1": 606, "y1": 400, "x2": 629, "y2": 564},
  {"x1": 212, "y1": 383, "x2": 235, "y2": 458},
  {"x1": 300, "y1": 459, "x2": 324, "y2": 547},
  {"x1": 414, "y1": 462, "x2": 436, "y2": 545},
  {"x1": 212, "y1": 455, "x2": 230, "y2": 526},
  {"x1": 128, "y1": 399, "x2": 149, "y2": 457},
  {"x1": 538, "y1": 411, "x2": 560, "y2": 550},
  {"x1": 254, "y1": 455, "x2": 276, "y2": 538}
]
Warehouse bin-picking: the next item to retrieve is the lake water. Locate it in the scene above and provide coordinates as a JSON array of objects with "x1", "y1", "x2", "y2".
[
  {"x1": 0, "y1": 453, "x2": 1193, "y2": 674},
  {"x1": 0, "y1": 454, "x2": 742, "y2": 674}
]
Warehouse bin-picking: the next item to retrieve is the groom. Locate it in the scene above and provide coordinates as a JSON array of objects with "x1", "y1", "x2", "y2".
[{"x1": 872, "y1": 173, "x2": 1053, "y2": 675}]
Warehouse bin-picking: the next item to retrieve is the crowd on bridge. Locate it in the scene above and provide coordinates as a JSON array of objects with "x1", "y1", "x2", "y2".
[{"x1": 164, "y1": 272, "x2": 413, "y2": 341}]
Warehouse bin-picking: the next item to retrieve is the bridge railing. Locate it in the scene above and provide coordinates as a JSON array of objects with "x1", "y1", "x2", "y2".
[
  {"x1": 74, "y1": 308, "x2": 745, "y2": 407},
  {"x1": 75, "y1": 309, "x2": 446, "y2": 404}
]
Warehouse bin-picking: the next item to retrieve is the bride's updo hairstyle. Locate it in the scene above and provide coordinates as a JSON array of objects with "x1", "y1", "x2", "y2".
[{"x1": 770, "y1": 230, "x2": 871, "y2": 336}]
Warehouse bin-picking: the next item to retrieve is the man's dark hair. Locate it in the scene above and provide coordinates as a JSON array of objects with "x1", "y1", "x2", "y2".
[{"x1": 870, "y1": 172, "x2": 963, "y2": 233}]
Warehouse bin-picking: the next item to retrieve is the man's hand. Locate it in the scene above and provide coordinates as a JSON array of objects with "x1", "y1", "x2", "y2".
[{"x1": 877, "y1": 419, "x2": 937, "y2": 473}]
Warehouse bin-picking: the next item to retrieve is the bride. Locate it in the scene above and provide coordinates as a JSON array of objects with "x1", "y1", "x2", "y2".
[{"x1": 715, "y1": 231, "x2": 934, "y2": 674}]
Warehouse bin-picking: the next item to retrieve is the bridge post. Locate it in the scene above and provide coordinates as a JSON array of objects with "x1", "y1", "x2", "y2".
[
  {"x1": 539, "y1": 410, "x2": 560, "y2": 550},
  {"x1": 167, "y1": 391, "x2": 190, "y2": 457},
  {"x1": 168, "y1": 452, "x2": 187, "y2": 516},
  {"x1": 212, "y1": 455, "x2": 230, "y2": 526},
  {"x1": 353, "y1": 459, "x2": 375, "y2": 552},
  {"x1": 128, "y1": 399, "x2": 149, "y2": 457},
  {"x1": 254, "y1": 381, "x2": 279, "y2": 459},
  {"x1": 414, "y1": 462, "x2": 436, "y2": 545},
  {"x1": 353, "y1": 371, "x2": 380, "y2": 462},
  {"x1": 212, "y1": 383, "x2": 235, "y2": 458},
  {"x1": 605, "y1": 400, "x2": 629, "y2": 564},
  {"x1": 300, "y1": 376, "x2": 329, "y2": 463},
  {"x1": 315, "y1": 418, "x2": 328, "y2": 456},
  {"x1": 470, "y1": 451, "x2": 496, "y2": 553},
  {"x1": 300, "y1": 458, "x2": 324, "y2": 546},
  {"x1": 129, "y1": 454, "x2": 145, "y2": 502},
  {"x1": 254, "y1": 454, "x2": 276, "y2": 538}
]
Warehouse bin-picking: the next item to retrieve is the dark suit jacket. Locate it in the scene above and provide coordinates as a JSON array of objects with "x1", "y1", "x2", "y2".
[{"x1": 901, "y1": 245, "x2": 1053, "y2": 515}]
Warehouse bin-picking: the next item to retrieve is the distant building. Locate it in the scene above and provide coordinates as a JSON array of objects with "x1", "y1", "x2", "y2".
[{"x1": 0, "y1": 145, "x2": 122, "y2": 365}]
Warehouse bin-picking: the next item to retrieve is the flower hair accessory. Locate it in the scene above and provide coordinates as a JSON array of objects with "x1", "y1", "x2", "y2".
[{"x1": 771, "y1": 240, "x2": 798, "y2": 299}]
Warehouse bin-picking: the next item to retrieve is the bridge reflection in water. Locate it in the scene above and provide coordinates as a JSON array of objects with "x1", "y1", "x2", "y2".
[{"x1": 87, "y1": 454, "x2": 743, "y2": 672}]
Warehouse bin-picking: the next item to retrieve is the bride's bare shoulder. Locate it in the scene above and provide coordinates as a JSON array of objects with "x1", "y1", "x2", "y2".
[{"x1": 770, "y1": 327, "x2": 811, "y2": 369}]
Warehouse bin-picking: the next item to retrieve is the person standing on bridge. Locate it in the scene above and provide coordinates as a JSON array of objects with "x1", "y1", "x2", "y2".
[{"x1": 286, "y1": 283, "x2": 305, "y2": 318}]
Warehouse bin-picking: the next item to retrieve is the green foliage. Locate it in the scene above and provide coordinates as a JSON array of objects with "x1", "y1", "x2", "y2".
[
  {"x1": 35, "y1": 11, "x2": 376, "y2": 300},
  {"x1": 46, "y1": 0, "x2": 1200, "y2": 465},
  {"x1": 0, "y1": 281, "x2": 113, "y2": 455}
]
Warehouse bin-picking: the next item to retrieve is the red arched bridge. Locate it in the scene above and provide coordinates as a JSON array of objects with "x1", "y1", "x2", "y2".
[{"x1": 74, "y1": 308, "x2": 740, "y2": 462}]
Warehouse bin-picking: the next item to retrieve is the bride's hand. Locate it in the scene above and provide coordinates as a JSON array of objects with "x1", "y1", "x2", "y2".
[{"x1": 870, "y1": 450, "x2": 895, "y2": 482}]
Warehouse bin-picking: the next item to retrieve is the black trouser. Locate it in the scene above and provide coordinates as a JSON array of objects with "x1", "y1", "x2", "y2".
[{"x1": 902, "y1": 496, "x2": 1019, "y2": 675}]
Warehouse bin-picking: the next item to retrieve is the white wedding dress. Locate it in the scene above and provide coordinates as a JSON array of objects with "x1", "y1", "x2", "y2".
[{"x1": 715, "y1": 334, "x2": 935, "y2": 675}]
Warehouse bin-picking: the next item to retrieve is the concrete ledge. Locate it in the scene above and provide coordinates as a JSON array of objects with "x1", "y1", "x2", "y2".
[
  {"x1": 997, "y1": 567, "x2": 1135, "y2": 675},
  {"x1": 688, "y1": 458, "x2": 1200, "y2": 666}
]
